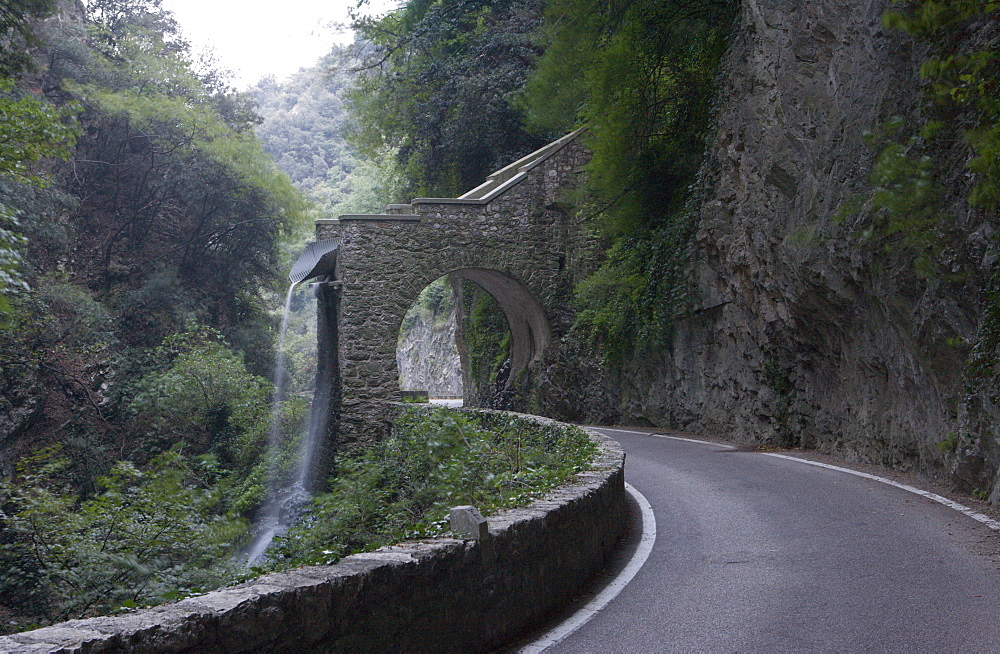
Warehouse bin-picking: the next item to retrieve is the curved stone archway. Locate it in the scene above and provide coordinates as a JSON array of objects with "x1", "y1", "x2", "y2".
[
  {"x1": 312, "y1": 130, "x2": 591, "y2": 442},
  {"x1": 395, "y1": 269, "x2": 551, "y2": 400},
  {"x1": 452, "y1": 268, "x2": 551, "y2": 382}
]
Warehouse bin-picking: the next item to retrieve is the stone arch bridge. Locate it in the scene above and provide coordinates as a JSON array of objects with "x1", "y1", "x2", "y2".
[{"x1": 309, "y1": 130, "x2": 592, "y2": 442}]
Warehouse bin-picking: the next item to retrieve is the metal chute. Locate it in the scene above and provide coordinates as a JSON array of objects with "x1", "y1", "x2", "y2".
[{"x1": 289, "y1": 239, "x2": 340, "y2": 284}]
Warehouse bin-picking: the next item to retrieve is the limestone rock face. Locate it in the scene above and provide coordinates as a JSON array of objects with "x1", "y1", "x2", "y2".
[
  {"x1": 397, "y1": 301, "x2": 463, "y2": 397},
  {"x1": 579, "y1": 0, "x2": 998, "y2": 490}
]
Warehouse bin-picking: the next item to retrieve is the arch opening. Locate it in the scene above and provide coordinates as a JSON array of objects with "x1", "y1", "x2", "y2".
[
  {"x1": 397, "y1": 275, "x2": 465, "y2": 403},
  {"x1": 396, "y1": 268, "x2": 551, "y2": 407}
]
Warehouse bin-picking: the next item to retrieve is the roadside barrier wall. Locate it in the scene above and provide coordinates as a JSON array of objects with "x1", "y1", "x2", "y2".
[{"x1": 0, "y1": 417, "x2": 627, "y2": 653}]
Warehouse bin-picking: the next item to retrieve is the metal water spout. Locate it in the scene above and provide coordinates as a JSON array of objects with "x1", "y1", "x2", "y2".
[{"x1": 289, "y1": 238, "x2": 340, "y2": 284}]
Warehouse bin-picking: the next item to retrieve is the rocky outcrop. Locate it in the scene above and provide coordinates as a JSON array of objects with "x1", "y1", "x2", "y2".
[
  {"x1": 397, "y1": 287, "x2": 463, "y2": 397},
  {"x1": 630, "y1": 0, "x2": 934, "y2": 443},
  {"x1": 542, "y1": 0, "x2": 1000, "y2": 496}
]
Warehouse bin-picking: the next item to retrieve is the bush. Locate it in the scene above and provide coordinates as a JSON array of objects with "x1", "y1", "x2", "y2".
[
  {"x1": 129, "y1": 325, "x2": 277, "y2": 469},
  {"x1": 0, "y1": 446, "x2": 246, "y2": 627},
  {"x1": 265, "y1": 408, "x2": 598, "y2": 567}
]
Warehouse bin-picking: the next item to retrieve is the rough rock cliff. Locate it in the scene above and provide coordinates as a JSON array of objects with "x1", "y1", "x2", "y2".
[
  {"x1": 548, "y1": 0, "x2": 1000, "y2": 495},
  {"x1": 397, "y1": 299, "x2": 463, "y2": 397}
]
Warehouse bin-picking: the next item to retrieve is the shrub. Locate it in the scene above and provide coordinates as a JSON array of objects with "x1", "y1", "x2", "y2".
[
  {"x1": 0, "y1": 446, "x2": 246, "y2": 626},
  {"x1": 265, "y1": 407, "x2": 597, "y2": 567}
]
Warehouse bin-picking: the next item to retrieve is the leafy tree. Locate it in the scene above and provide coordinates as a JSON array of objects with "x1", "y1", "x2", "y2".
[
  {"x1": 520, "y1": 0, "x2": 734, "y2": 235},
  {"x1": 0, "y1": 73, "x2": 77, "y2": 320},
  {"x1": 0, "y1": 80, "x2": 75, "y2": 184},
  {"x1": 251, "y1": 47, "x2": 392, "y2": 218},
  {"x1": 126, "y1": 323, "x2": 309, "y2": 519},
  {"x1": 515, "y1": 0, "x2": 734, "y2": 359},
  {"x1": 0, "y1": 445, "x2": 245, "y2": 625},
  {"x1": 1, "y1": 0, "x2": 304, "y2": 512},
  {"x1": 24, "y1": 0, "x2": 308, "y2": 362},
  {"x1": 0, "y1": 1, "x2": 323, "y2": 631},
  {"x1": 129, "y1": 326, "x2": 275, "y2": 466},
  {"x1": 348, "y1": 0, "x2": 548, "y2": 197}
]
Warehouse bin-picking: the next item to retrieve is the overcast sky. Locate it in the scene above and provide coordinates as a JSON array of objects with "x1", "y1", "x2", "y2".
[{"x1": 158, "y1": 0, "x2": 399, "y2": 88}]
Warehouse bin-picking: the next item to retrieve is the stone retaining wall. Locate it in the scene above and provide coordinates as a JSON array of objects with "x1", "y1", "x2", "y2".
[{"x1": 0, "y1": 420, "x2": 626, "y2": 653}]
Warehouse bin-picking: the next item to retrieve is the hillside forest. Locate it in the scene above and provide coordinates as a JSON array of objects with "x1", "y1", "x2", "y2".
[{"x1": 1, "y1": 0, "x2": 999, "y2": 633}]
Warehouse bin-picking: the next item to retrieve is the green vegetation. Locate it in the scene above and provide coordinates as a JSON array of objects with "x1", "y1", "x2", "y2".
[
  {"x1": 882, "y1": 1, "x2": 1000, "y2": 211},
  {"x1": 461, "y1": 282, "x2": 512, "y2": 406},
  {"x1": 0, "y1": 0, "x2": 310, "y2": 632},
  {"x1": 937, "y1": 432, "x2": 959, "y2": 453},
  {"x1": 0, "y1": 446, "x2": 245, "y2": 625},
  {"x1": 0, "y1": 0, "x2": 742, "y2": 634},
  {"x1": 520, "y1": 0, "x2": 734, "y2": 234},
  {"x1": 250, "y1": 47, "x2": 392, "y2": 219},
  {"x1": 0, "y1": 0, "x2": 304, "y2": 429},
  {"x1": 573, "y1": 226, "x2": 695, "y2": 364},
  {"x1": 126, "y1": 325, "x2": 288, "y2": 508},
  {"x1": 0, "y1": 325, "x2": 282, "y2": 631},
  {"x1": 855, "y1": 2, "x2": 1000, "y2": 388},
  {"x1": 519, "y1": 0, "x2": 735, "y2": 361},
  {"x1": 345, "y1": 0, "x2": 736, "y2": 365},
  {"x1": 265, "y1": 407, "x2": 597, "y2": 567},
  {"x1": 0, "y1": 66, "x2": 77, "y2": 318},
  {"x1": 348, "y1": 0, "x2": 548, "y2": 198},
  {"x1": 0, "y1": 405, "x2": 597, "y2": 630},
  {"x1": 852, "y1": 1, "x2": 999, "y2": 257}
]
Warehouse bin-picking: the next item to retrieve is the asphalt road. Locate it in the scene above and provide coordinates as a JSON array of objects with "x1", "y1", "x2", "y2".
[{"x1": 531, "y1": 428, "x2": 1000, "y2": 652}]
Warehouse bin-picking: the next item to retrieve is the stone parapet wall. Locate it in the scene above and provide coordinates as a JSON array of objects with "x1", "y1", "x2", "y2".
[{"x1": 0, "y1": 419, "x2": 626, "y2": 653}]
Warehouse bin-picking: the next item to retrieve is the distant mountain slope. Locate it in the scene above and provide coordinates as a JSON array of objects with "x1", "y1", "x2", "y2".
[{"x1": 250, "y1": 46, "x2": 390, "y2": 218}]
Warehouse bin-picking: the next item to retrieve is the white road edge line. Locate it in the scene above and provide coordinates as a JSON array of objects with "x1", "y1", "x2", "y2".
[
  {"x1": 518, "y1": 482, "x2": 657, "y2": 653},
  {"x1": 655, "y1": 434, "x2": 738, "y2": 450},
  {"x1": 599, "y1": 428, "x2": 660, "y2": 436},
  {"x1": 599, "y1": 428, "x2": 738, "y2": 450},
  {"x1": 763, "y1": 452, "x2": 1000, "y2": 531}
]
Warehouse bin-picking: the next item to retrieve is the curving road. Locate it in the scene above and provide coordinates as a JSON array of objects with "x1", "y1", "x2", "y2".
[{"x1": 524, "y1": 428, "x2": 1000, "y2": 652}]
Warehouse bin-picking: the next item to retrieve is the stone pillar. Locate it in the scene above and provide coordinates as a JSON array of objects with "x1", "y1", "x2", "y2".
[{"x1": 309, "y1": 278, "x2": 340, "y2": 483}]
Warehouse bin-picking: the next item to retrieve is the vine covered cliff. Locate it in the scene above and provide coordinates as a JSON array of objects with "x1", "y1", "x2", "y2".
[{"x1": 547, "y1": 0, "x2": 1000, "y2": 497}]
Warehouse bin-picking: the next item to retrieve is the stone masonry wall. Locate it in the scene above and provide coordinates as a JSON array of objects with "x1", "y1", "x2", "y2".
[
  {"x1": 316, "y1": 135, "x2": 590, "y2": 443},
  {"x1": 0, "y1": 419, "x2": 627, "y2": 653}
]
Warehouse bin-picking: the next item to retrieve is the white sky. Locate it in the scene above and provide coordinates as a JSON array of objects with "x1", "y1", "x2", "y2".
[{"x1": 158, "y1": 0, "x2": 399, "y2": 88}]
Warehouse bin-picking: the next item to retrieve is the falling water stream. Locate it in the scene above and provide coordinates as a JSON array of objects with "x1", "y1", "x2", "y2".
[
  {"x1": 243, "y1": 240, "x2": 341, "y2": 564},
  {"x1": 245, "y1": 282, "x2": 315, "y2": 565}
]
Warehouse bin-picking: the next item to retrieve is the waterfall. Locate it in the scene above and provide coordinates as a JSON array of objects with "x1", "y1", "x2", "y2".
[
  {"x1": 268, "y1": 284, "x2": 296, "y2": 453},
  {"x1": 245, "y1": 283, "x2": 310, "y2": 565},
  {"x1": 246, "y1": 240, "x2": 340, "y2": 565}
]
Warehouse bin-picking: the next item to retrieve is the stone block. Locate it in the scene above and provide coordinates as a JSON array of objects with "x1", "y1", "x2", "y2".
[{"x1": 450, "y1": 505, "x2": 489, "y2": 540}]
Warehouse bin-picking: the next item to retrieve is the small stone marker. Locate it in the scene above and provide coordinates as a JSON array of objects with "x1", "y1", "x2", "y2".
[{"x1": 450, "y1": 505, "x2": 489, "y2": 540}]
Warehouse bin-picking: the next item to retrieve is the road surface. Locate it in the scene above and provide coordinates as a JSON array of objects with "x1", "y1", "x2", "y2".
[{"x1": 523, "y1": 428, "x2": 1000, "y2": 652}]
